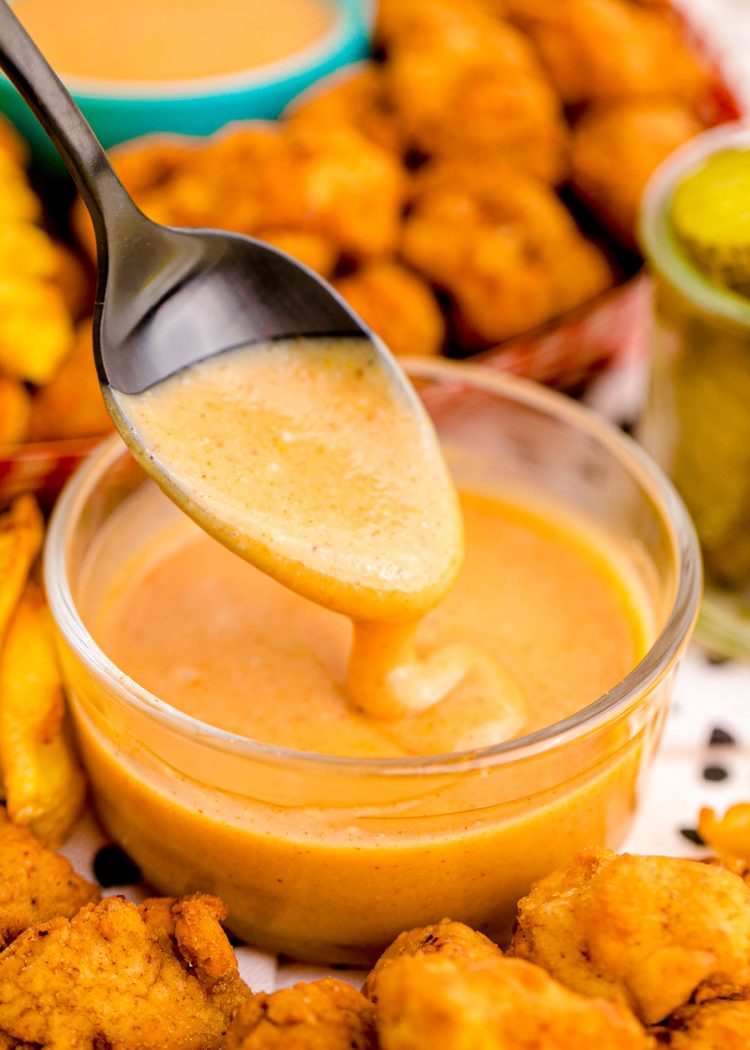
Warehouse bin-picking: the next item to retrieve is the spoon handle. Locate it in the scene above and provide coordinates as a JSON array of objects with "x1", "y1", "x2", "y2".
[{"x1": 0, "y1": 0, "x2": 138, "y2": 246}]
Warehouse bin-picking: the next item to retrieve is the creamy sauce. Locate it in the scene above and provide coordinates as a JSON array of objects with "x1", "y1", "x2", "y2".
[
  {"x1": 12, "y1": 0, "x2": 337, "y2": 82},
  {"x1": 87, "y1": 484, "x2": 650, "y2": 758},
  {"x1": 118, "y1": 339, "x2": 523, "y2": 746},
  {"x1": 116, "y1": 339, "x2": 464, "y2": 623}
]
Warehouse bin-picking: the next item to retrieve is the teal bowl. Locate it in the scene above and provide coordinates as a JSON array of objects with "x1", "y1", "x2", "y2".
[{"x1": 0, "y1": 0, "x2": 370, "y2": 166}]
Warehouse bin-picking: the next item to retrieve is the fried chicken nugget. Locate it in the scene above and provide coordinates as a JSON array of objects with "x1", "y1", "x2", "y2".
[
  {"x1": 334, "y1": 261, "x2": 444, "y2": 357},
  {"x1": 223, "y1": 979, "x2": 377, "y2": 1050},
  {"x1": 162, "y1": 126, "x2": 295, "y2": 235},
  {"x1": 288, "y1": 63, "x2": 403, "y2": 155},
  {"x1": 0, "y1": 278, "x2": 74, "y2": 384},
  {"x1": 509, "y1": 849, "x2": 750, "y2": 1025},
  {"x1": 402, "y1": 163, "x2": 610, "y2": 343},
  {"x1": 555, "y1": 236, "x2": 613, "y2": 314},
  {"x1": 50, "y1": 241, "x2": 93, "y2": 320},
  {"x1": 0, "y1": 581, "x2": 86, "y2": 846},
  {"x1": 652, "y1": 981, "x2": 750, "y2": 1048},
  {"x1": 384, "y1": 14, "x2": 568, "y2": 183},
  {"x1": 0, "y1": 376, "x2": 31, "y2": 446},
  {"x1": 571, "y1": 100, "x2": 704, "y2": 240},
  {"x1": 0, "y1": 894, "x2": 250, "y2": 1050},
  {"x1": 0, "y1": 220, "x2": 61, "y2": 281},
  {"x1": 29, "y1": 319, "x2": 113, "y2": 442},
  {"x1": 377, "y1": 0, "x2": 509, "y2": 55},
  {"x1": 699, "y1": 805, "x2": 750, "y2": 868},
  {"x1": 514, "y1": 0, "x2": 711, "y2": 110},
  {"x1": 280, "y1": 125, "x2": 407, "y2": 260},
  {"x1": 375, "y1": 954, "x2": 647, "y2": 1050},
  {"x1": 254, "y1": 229, "x2": 338, "y2": 279},
  {"x1": 0, "y1": 808, "x2": 98, "y2": 949},
  {"x1": 362, "y1": 919, "x2": 503, "y2": 1004}
]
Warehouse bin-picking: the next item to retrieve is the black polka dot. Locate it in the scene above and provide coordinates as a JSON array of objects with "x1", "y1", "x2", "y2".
[
  {"x1": 93, "y1": 845, "x2": 142, "y2": 888},
  {"x1": 702, "y1": 764, "x2": 729, "y2": 783},
  {"x1": 680, "y1": 827, "x2": 705, "y2": 847},
  {"x1": 709, "y1": 726, "x2": 737, "y2": 747}
]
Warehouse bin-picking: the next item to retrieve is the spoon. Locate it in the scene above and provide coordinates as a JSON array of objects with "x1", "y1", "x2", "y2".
[{"x1": 0, "y1": 0, "x2": 418, "y2": 401}]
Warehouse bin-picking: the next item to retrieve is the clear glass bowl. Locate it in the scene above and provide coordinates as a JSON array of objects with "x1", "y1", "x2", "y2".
[{"x1": 45, "y1": 360, "x2": 700, "y2": 964}]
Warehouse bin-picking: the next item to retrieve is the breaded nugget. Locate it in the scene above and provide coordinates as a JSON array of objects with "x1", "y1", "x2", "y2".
[
  {"x1": 254, "y1": 229, "x2": 338, "y2": 279},
  {"x1": 652, "y1": 982, "x2": 750, "y2": 1048},
  {"x1": 403, "y1": 188, "x2": 551, "y2": 343},
  {"x1": 376, "y1": 0, "x2": 504, "y2": 54},
  {"x1": 50, "y1": 241, "x2": 93, "y2": 320},
  {"x1": 555, "y1": 236, "x2": 613, "y2": 314},
  {"x1": 375, "y1": 954, "x2": 647, "y2": 1049},
  {"x1": 0, "y1": 221, "x2": 61, "y2": 282},
  {"x1": 0, "y1": 376, "x2": 31, "y2": 446},
  {"x1": 0, "y1": 894, "x2": 249, "y2": 1050},
  {"x1": 29, "y1": 319, "x2": 114, "y2": 442},
  {"x1": 384, "y1": 16, "x2": 568, "y2": 183},
  {"x1": 0, "y1": 279, "x2": 74, "y2": 385},
  {"x1": 363, "y1": 919, "x2": 502, "y2": 1004},
  {"x1": 224, "y1": 979, "x2": 377, "y2": 1050},
  {"x1": 280, "y1": 125, "x2": 406, "y2": 260},
  {"x1": 572, "y1": 100, "x2": 704, "y2": 239},
  {"x1": 700, "y1": 805, "x2": 750, "y2": 867},
  {"x1": 509, "y1": 848, "x2": 750, "y2": 1025},
  {"x1": 402, "y1": 163, "x2": 607, "y2": 343},
  {"x1": 165, "y1": 126, "x2": 295, "y2": 235},
  {"x1": 289, "y1": 63, "x2": 403, "y2": 155},
  {"x1": 515, "y1": 0, "x2": 711, "y2": 109},
  {"x1": 334, "y1": 261, "x2": 444, "y2": 357},
  {"x1": 0, "y1": 808, "x2": 98, "y2": 949},
  {"x1": 112, "y1": 125, "x2": 405, "y2": 262}
]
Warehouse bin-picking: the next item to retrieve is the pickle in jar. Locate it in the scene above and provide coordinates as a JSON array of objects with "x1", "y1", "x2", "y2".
[{"x1": 670, "y1": 148, "x2": 750, "y2": 299}]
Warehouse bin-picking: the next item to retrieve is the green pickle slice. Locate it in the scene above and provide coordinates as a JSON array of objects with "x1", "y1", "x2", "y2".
[{"x1": 671, "y1": 148, "x2": 750, "y2": 299}]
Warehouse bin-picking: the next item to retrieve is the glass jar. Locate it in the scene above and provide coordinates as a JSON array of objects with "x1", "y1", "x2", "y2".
[
  {"x1": 45, "y1": 361, "x2": 700, "y2": 964},
  {"x1": 640, "y1": 123, "x2": 750, "y2": 659}
]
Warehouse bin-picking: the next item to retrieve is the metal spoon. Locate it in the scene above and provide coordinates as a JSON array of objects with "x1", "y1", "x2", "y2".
[{"x1": 0, "y1": 0, "x2": 418, "y2": 402}]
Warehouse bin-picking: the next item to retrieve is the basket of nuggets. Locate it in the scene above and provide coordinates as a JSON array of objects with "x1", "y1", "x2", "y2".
[
  {"x1": 70, "y1": 0, "x2": 739, "y2": 392},
  {"x1": 0, "y1": 118, "x2": 112, "y2": 502}
]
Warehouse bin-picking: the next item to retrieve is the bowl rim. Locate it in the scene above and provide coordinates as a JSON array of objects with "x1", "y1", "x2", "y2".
[
  {"x1": 45, "y1": 359, "x2": 701, "y2": 776},
  {"x1": 2, "y1": 0, "x2": 363, "y2": 100}
]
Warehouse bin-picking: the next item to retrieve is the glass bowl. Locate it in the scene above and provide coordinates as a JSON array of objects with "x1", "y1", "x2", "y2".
[{"x1": 45, "y1": 361, "x2": 701, "y2": 964}]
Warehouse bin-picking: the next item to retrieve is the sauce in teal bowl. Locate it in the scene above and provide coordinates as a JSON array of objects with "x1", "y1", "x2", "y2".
[{"x1": 0, "y1": 0, "x2": 369, "y2": 165}]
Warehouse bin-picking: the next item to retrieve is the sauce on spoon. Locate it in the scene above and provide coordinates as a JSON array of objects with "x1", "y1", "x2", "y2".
[{"x1": 116, "y1": 336, "x2": 526, "y2": 747}]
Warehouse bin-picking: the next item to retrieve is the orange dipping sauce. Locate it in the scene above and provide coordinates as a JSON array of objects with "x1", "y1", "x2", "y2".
[{"x1": 12, "y1": 0, "x2": 338, "y2": 82}]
